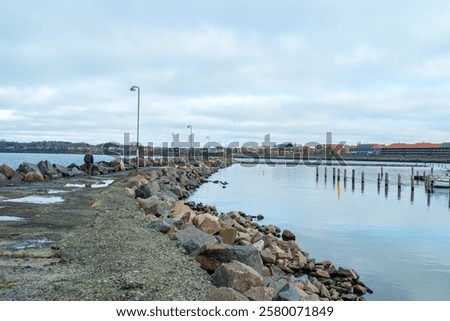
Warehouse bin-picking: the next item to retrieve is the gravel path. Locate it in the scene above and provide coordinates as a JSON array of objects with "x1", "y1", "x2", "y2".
[{"x1": 0, "y1": 170, "x2": 214, "y2": 300}]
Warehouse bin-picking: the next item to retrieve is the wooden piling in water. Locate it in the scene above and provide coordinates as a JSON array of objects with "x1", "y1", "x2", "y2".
[
  {"x1": 410, "y1": 175, "x2": 414, "y2": 191},
  {"x1": 337, "y1": 168, "x2": 341, "y2": 181},
  {"x1": 398, "y1": 174, "x2": 401, "y2": 189}
]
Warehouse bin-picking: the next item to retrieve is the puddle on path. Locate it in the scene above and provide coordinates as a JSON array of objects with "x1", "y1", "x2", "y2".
[
  {"x1": 65, "y1": 179, "x2": 114, "y2": 189},
  {"x1": 0, "y1": 216, "x2": 25, "y2": 222},
  {"x1": 2, "y1": 195, "x2": 64, "y2": 204},
  {"x1": 47, "y1": 189, "x2": 70, "y2": 194},
  {"x1": 10, "y1": 237, "x2": 54, "y2": 250}
]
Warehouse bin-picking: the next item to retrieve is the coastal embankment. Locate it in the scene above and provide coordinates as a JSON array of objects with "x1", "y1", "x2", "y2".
[{"x1": 0, "y1": 157, "x2": 372, "y2": 301}]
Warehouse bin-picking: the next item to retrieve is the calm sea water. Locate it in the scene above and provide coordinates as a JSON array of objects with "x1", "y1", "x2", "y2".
[
  {"x1": 187, "y1": 161, "x2": 450, "y2": 301},
  {"x1": 0, "y1": 152, "x2": 115, "y2": 169}
]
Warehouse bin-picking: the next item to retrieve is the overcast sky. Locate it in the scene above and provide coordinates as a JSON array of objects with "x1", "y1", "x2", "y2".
[{"x1": 1, "y1": 0, "x2": 450, "y2": 147}]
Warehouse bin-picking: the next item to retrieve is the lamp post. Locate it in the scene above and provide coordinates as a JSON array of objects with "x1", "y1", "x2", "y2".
[
  {"x1": 130, "y1": 86, "x2": 140, "y2": 170},
  {"x1": 187, "y1": 125, "x2": 192, "y2": 159}
]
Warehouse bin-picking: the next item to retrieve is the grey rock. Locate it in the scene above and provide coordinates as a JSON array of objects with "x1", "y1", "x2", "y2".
[
  {"x1": 17, "y1": 162, "x2": 41, "y2": 175},
  {"x1": 195, "y1": 243, "x2": 264, "y2": 276},
  {"x1": 274, "y1": 282, "x2": 312, "y2": 301},
  {"x1": 175, "y1": 226, "x2": 218, "y2": 255},
  {"x1": 53, "y1": 164, "x2": 71, "y2": 177},
  {"x1": 68, "y1": 167, "x2": 85, "y2": 177},
  {"x1": 38, "y1": 160, "x2": 58, "y2": 177},
  {"x1": 148, "y1": 220, "x2": 173, "y2": 234}
]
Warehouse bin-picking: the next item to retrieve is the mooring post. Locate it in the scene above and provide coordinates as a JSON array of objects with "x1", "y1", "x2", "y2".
[
  {"x1": 377, "y1": 173, "x2": 381, "y2": 192},
  {"x1": 410, "y1": 175, "x2": 414, "y2": 191},
  {"x1": 398, "y1": 174, "x2": 401, "y2": 189},
  {"x1": 426, "y1": 176, "x2": 433, "y2": 194},
  {"x1": 316, "y1": 166, "x2": 319, "y2": 181},
  {"x1": 385, "y1": 172, "x2": 389, "y2": 187},
  {"x1": 352, "y1": 169, "x2": 355, "y2": 191},
  {"x1": 381, "y1": 167, "x2": 384, "y2": 179},
  {"x1": 344, "y1": 169, "x2": 347, "y2": 181}
]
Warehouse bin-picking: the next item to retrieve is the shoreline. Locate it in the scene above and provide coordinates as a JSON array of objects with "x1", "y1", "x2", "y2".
[{"x1": 0, "y1": 158, "x2": 372, "y2": 301}]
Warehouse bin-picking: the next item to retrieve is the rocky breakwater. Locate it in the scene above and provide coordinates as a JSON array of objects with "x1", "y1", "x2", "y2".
[
  {"x1": 125, "y1": 163, "x2": 373, "y2": 301},
  {"x1": 0, "y1": 159, "x2": 127, "y2": 184},
  {"x1": 0, "y1": 157, "x2": 196, "y2": 184}
]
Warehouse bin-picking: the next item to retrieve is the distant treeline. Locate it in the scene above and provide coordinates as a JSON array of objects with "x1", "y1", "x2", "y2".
[{"x1": 0, "y1": 140, "x2": 96, "y2": 154}]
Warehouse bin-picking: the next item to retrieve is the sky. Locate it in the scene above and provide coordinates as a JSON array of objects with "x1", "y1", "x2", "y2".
[{"x1": 1, "y1": 0, "x2": 450, "y2": 147}]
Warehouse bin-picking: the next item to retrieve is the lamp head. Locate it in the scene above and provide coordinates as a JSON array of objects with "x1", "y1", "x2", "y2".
[{"x1": 130, "y1": 86, "x2": 139, "y2": 91}]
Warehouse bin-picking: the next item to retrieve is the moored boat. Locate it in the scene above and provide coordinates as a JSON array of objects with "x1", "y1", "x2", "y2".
[{"x1": 433, "y1": 177, "x2": 450, "y2": 188}]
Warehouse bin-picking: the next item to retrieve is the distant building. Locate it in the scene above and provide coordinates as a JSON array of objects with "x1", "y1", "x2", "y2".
[
  {"x1": 350, "y1": 144, "x2": 379, "y2": 156},
  {"x1": 378, "y1": 143, "x2": 446, "y2": 157},
  {"x1": 350, "y1": 142, "x2": 450, "y2": 158}
]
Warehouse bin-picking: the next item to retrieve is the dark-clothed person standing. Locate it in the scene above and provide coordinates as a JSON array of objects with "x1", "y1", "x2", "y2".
[{"x1": 84, "y1": 150, "x2": 94, "y2": 176}]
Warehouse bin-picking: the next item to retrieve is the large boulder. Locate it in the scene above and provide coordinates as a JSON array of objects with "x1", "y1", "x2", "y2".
[
  {"x1": 24, "y1": 171, "x2": 44, "y2": 182},
  {"x1": 172, "y1": 201, "x2": 196, "y2": 226},
  {"x1": 244, "y1": 286, "x2": 274, "y2": 301},
  {"x1": 0, "y1": 164, "x2": 16, "y2": 179},
  {"x1": 53, "y1": 164, "x2": 71, "y2": 177},
  {"x1": 282, "y1": 229, "x2": 296, "y2": 241},
  {"x1": 195, "y1": 243, "x2": 264, "y2": 275},
  {"x1": 174, "y1": 226, "x2": 218, "y2": 255},
  {"x1": 219, "y1": 226, "x2": 237, "y2": 245},
  {"x1": 37, "y1": 160, "x2": 58, "y2": 178},
  {"x1": 211, "y1": 261, "x2": 264, "y2": 293},
  {"x1": 68, "y1": 167, "x2": 85, "y2": 177},
  {"x1": 193, "y1": 213, "x2": 221, "y2": 235},
  {"x1": 0, "y1": 172, "x2": 8, "y2": 182},
  {"x1": 205, "y1": 287, "x2": 249, "y2": 301},
  {"x1": 137, "y1": 196, "x2": 173, "y2": 218},
  {"x1": 17, "y1": 162, "x2": 41, "y2": 175}
]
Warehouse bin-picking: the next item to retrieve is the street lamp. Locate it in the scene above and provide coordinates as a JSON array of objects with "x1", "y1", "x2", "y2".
[
  {"x1": 130, "y1": 86, "x2": 140, "y2": 170},
  {"x1": 187, "y1": 125, "x2": 192, "y2": 159}
]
